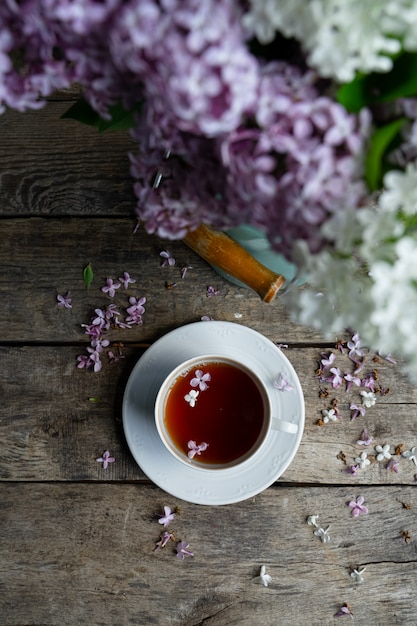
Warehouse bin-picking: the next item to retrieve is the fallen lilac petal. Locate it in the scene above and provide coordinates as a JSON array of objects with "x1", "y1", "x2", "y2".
[
  {"x1": 160, "y1": 250, "x2": 176, "y2": 266},
  {"x1": 96, "y1": 450, "x2": 115, "y2": 469},
  {"x1": 101, "y1": 278, "x2": 121, "y2": 298},
  {"x1": 176, "y1": 541, "x2": 193, "y2": 560},
  {"x1": 273, "y1": 373, "x2": 294, "y2": 392},
  {"x1": 158, "y1": 506, "x2": 175, "y2": 527},
  {"x1": 57, "y1": 291, "x2": 72, "y2": 309},
  {"x1": 118, "y1": 272, "x2": 136, "y2": 288},
  {"x1": 349, "y1": 495, "x2": 368, "y2": 517}
]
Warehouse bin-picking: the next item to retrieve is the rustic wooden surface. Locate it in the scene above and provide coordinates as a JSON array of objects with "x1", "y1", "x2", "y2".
[{"x1": 1, "y1": 98, "x2": 417, "y2": 626}]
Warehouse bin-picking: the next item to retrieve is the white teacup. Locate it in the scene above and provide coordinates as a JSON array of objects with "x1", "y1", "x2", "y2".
[{"x1": 155, "y1": 355, "x2": 298, "y2": 470}]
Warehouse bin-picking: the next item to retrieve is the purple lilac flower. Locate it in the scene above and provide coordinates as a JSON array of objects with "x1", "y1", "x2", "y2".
[
  {"x1": 350, "y1": 403, "x2": 366, "y2": 420},
  {"x1": 347, "y1": 333, "x2": 364, "y2": 362},
  {"x1": 101, "y1": 278, "x2": 121, "y2": 298},
  {"x1": 335, "y1": 604, "x2": 353, "y2": 618},
  {"x1": 190, "y1": 370, "x2": 211, "y2": 391},
  {"x1": 118, "y1": 272, "x2": 136, "y2": 288},
  {"x1": 160, "y1": 250, "x2": 176, "y2": 267},
  {"x1": 187, "y1": 440, "x2": 209, "y2": 460},
  {"x1": 125, "y1": 295, "x2": 146, "y2": 325},
  {"x1": 273, "y1": 373, "x2": 294, "y2": 392},
  {"x1": 320, "y1": 352, "x2": 335, "y2": 368},
  {"x1": 329, "y1": 367, "x2": 343, "y2": 388},
  {"x1": 176, "y1": 541, "x2": 194, "y2": 560},
  {"x1": 158, "y1": 506, "x2": 175, "y2": 527},
  {"x1": 344, "y1": 372, "x2": 361, "y2": 391},
  {"x1": 206, "y1": 286, "x2": 220, "y2": 297},
  {"x1": 57, "y1": 291, "x2": 72, "y2": 308},
  {"x1": 387, "y1": 458, "x2": 399, "y2": 473},
  {"x1": 356, "y1": 428, "x2": 374, "y2": 446},
  {"x1": 154, "y1": 531, "x2": 175, "y2": 551},
  {"x1": 96, "y1": 450, "x2": 115, "y2": 469},
  {"x1": 348, "y1": 495, "x2": 368, "y2": 517}
]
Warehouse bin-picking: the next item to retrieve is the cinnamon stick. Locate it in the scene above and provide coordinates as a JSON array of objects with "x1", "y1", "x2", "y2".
[{"x1": 183, "y1": 224, "x2": 285, "y2": 303}]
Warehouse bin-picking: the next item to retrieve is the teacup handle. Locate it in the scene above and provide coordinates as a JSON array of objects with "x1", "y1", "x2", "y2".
[{"x1": 271, "y1": 418, "x2": 298, "y2": 434}]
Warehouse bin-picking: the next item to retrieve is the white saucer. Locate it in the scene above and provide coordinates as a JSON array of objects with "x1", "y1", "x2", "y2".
[{"x1": 122, "y1": 321, "x2": 304, "y2": 505}]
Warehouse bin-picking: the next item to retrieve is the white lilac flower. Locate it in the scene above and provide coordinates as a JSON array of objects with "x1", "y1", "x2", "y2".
[
  {"x1": 402, "y1": 447, "x2": 417, "y2": 466},
  {"x1": 306, "y1": 515, "x2": 320, "y2": 527},
  {"x1": 354, "y1": 452, "x2": 371, "y2": 470},
  {"x1": 243, "y1": 0, "x2": 403, "y2": 82},
  {"x1": 375, "y1": 444, "x2": 391, "y2": 462},
  {"x1": 314, "y1": 526, "x2": 331, "y2": 544},
  {"x1": 321, "y1": 408, "x2": 337, "y2": 424},
  {"x1": 184, "y1": 389, "x2": 199, "y2": 407},
  {"x1": 254, "y1": 565, "x2": 272, "y2": 587},
  {"x1": 350, "y1": 567, "x2": 366, "y2": 584},
  {"x1": 360, "y1": 391, "x2": 377, "y2": 409}
]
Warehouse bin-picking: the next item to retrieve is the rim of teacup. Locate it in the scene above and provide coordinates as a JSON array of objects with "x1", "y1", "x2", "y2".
[{"x1": 154, "y1": 354, "x2": 271, "y2": 471}]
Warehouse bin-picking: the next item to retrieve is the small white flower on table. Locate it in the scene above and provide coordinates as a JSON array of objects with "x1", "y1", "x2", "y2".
[
  {"x1": 351, "y1": 567, "x2": 366, "y2": 584},
  {"x1": 354, "y1": 451, "x2": 371, "y2": 469},
  {"x1": 402, "y1": 447, "x2": 417, "y2": 466},
  {"x1": 314, "y1": 526, "x2": 331, "y2": 543},
  {"x1": 375, "y1": 444, "x2": 391, "y2": 462},
  {"x1": 254, "y1": 565, "x2": 272, "y2": 587}
]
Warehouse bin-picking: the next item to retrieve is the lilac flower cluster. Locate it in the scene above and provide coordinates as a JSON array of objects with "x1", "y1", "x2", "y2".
[
  {"x1": 130, "y1": 60, "x2": 370, "y2": 259},
  {"x1": 76, "y1": 273, "x2": 145, "y2": 372},
  {"x1": 0, "y1": 0, "x2": 370, "y2": 262},
  {"x1": 317, "y1": 332, "x2": 393, "y2": 424}
]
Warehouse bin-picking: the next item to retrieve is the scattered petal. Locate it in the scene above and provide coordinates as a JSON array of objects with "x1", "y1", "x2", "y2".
[
  {"x1": 158, "y1": 506, "x2": 175, "y2": 527},
  {"x1": 187, "y1": 440, "x2": 209, "y2": 460},
  {"x1": 307, "y1": 515, "x2": 320, "y2": 527},
  {"x1": 176, "y1": 541, "x2": 193, "y2": 560},
  {"x1": 160, "y1": 250, "x2": 176, "y2": 267},
  {"x1": 360, "y1": 390, "x2": 376, "y2": 408},
  {"x1": 57, "y1": 291, "x2": 72, "y2": 309},
  {"x1": 349, "y1": 495, "x2": 368, "y2": 517},
  {"x1": 402, "y1": 447, "x2": 417, "y2": 466},
  {"x1": 184, "y1": 389, "x2": 199, "y2": 407},
  {"x1": 314, "y1": 526, "x2": 331, "y2": 543},
  {"x1": 335, "y1": 603, "x2": 354, "y2": 618},
  {"x1": 350, "y1": 567, "x2": 366, "y2": 584},
  {"x1": 273, "y1": 373, "x2": 294, "y2": 392},
  {"x1": 118, "y1": 272, "x2": 136, "y2": 288},
  {"x1": 96, "y1": 450, "x2": 115, "y2": 469},
  {"x1": 356, "y1": 428, "x2": 374, "y2": 446},
  {"x1": 254, "y1": 565, "x2": 272, "y2": 587},
  {"x1": 180, "y1": 265, "x2": 192, "y2": 278},
  {"x1": 206, "y1": 285, "x2": 220, "y2": 297},
  {"x1": 387, "y1": 458, "x2": 399, "y2": 473},
  {"x1": 375, "y1": 444, "x2": 391, "y2": 462},
  {"x1": 101, "y1": 278, "x2": 121, "y2": 298},
  {"x1": 322, "y1": 408, "x2": 338, "y2": 423},
  {"x1": 154, "y1": 531, "x2": 175, "y2": 551},
  {"x1": 190, "y1": 369, "x2": 211, "y2": 391},
  {"x1": 354, "y1": 452, "x2": 371, "y2": 469}
]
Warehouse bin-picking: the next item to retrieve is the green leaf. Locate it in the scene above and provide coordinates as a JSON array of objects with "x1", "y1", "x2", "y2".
[
  {"x1": 83, "y1": 263, "x2": 94, "y2": 289},
  {"x1": 337, "y1": 52, "x2": 417, "y2": 112},
  {"x1": 337, "y1": 75, "x2": 368, "y2": 113},
  {"x1": 61, "y1": 98, "x2": 140, "y2": 132},
  {"x1": 365, "y1": 118, "x2": 407, "y2": 191},
  {"x1": 61, "y1": 99, "x2": 102, "y2": 128}
]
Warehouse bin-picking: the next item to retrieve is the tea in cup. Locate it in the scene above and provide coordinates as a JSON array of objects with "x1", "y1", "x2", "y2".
[{"x1": 155, "y1": 355, "x2": 298, "y2": 470}]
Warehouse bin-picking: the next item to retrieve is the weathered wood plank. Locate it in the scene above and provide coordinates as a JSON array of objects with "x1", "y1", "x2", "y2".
[
  {"x1": 1, "y1": 483, "x2": 416, "y2": 626},
  {"x1": 0, "y1": 102, "x2": 136, "y2": 217},
  {"x1": 0, "y1": 216, "x2": 326, "y2": 343},
  {"x1": 1, "y1": 345, "x2": 416, "y2": 484}
]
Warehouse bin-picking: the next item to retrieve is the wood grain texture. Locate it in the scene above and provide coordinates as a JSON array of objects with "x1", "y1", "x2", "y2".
[
  {"x1": 0, "y1": 217, "x2": 326, "y2": 343},
  {"x1": 1, "y1": 482, "x2": 417, "y2": 626},
  {"x1": 1, "y1": 345, "x2": 416, "y2": 485},
  {"x1": 0, "y1": 102, "x2": 136, "y2": 217}
]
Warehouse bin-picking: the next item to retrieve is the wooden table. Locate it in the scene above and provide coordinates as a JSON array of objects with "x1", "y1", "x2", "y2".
[{"x1": 1, "y1": 91, "x2": 417, "y2": 626}]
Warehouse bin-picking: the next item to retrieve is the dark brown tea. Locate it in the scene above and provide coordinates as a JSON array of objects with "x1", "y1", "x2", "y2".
[{"x1": 163, "y1": 360, "x2": 265, "y2": 465}]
